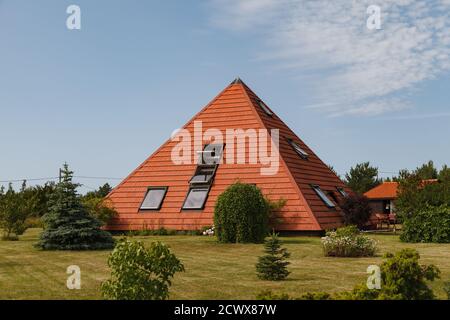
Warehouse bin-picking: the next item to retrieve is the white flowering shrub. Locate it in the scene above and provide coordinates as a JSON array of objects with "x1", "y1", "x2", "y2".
[
  {"x1": 321, "y1": 226, "x2": 377, "y2": 257},
  {"x1": 202, "y1": 226, "x2": 215, "y2": 236}
]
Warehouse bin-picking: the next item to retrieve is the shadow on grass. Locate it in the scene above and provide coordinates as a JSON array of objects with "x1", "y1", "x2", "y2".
[
  {"x1": 281, "y1": 238, "x2": 319, "y2": 245},
  {"x1": 0, "y1": 261, "x2": 21, "y2": 268}
]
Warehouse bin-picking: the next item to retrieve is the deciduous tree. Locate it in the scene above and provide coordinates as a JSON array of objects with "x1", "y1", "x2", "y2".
[
  {"x1": 0, "y1": 183, "x2": 33, "y2": 240},
  {"x1": 102, "y1": 239, "x2": 184, "y2": 300}
]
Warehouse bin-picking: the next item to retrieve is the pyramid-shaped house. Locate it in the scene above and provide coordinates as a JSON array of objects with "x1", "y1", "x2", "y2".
[{"x1": 106, "y1": 79, "x2": 351, "y2": 232}]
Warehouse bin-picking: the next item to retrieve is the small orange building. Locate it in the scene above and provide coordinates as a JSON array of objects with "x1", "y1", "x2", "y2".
[
  {"x1": 364, "y1": 179, "x2": 438, "y2": 227},
  {"x1": 365, "y1": 182, "x2": 398, "y2": 217},
  {"x1": 106, "y1": 79, "x2": 352, "y2": 232}
]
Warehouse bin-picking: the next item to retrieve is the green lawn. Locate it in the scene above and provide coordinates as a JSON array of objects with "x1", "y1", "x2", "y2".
[{"x1": 0, "y1": 228, "x2": 449, "y2": 300}]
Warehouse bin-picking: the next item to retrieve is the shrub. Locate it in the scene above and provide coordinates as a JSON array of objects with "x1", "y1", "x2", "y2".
[
  {"x1": 127, "y1": 227, "x2": 177, "y2": 237},
  {"x1": 260, "y1": 249, "x2": 440, "y2": 300},
  {"x1": 299, "y1": 292, "x2": 332, "y2": 300},
  {"x1": 444, "y1": 281, "x2": 450, "y2": 300},
  {"x1": 321, "y1": 226, "x2": 377, "y2": 257},
  {"x1": 395, "y1": 166, "x2": 450, "y2": 221},
  {"x1": 201, "y1": 225, "x2": 215, "y2": 236},
  {"x1": 101, "y1": 238, "x2": 184, "y2": 300},
  {"x1": 340, "y1": 194, "x2": 372, "y2": 228},
  {"x1": 256, "y1": 290, "x2": 331, "y2": 300},
  {"x1": 214, "y1": 182, "x2": 269, "y2": 243},
  {"x1": 379, "y1": 249, "x2": 440, "y2": 299},
  {"x1": 256, "y1": 232, "x2": 290, "y2": 281},
  {"x1": 400, "y1": 205, "x2": 450, "y2": 243},
  {"x1": 150, "y1": 227, "x2": 168, "y2": 236},
  {"x1": 25, "y1": 216, "x2": 43, "y2": 228},
  {"x1": 82, "y1": 197, "x2": 118, "y2": 225},
  {"x1": 177, "y1": 229, "x2": 202, "y2": 236},
  {"x1": 335, "y1": 225, "x2": 360, "y2": 237},
  {"x1": 256, "y1": 290, "x2": 291, "y2": 300},
  {"x1": 337, "y1": 249, "x2": 440, "y2": 300},
  {"x1": 335, "y1": 283, "x2": 389, "y2": 300}
]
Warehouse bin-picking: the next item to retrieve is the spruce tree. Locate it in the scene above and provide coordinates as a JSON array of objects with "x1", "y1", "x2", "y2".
[
  {"x1": 36, "y1": 164, "x2": 114, "y2": 250},
  {"x1": 256, "y1": 232, "x2": 290, "y2": 281}
]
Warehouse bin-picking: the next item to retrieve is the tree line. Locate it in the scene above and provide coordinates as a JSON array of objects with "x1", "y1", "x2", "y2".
[
  {"x1": 343, "y1": 160, "x2": 449, "y2": 194},
  {"x1": 0, "y1": 166, "x2": 116, "y2": 241}
]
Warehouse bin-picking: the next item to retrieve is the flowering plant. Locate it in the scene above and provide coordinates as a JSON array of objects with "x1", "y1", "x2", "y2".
[
  {"x1": 202, "y1": 226, "x2": 215, "y2": 236},
  {"x1": 321, "y1": 226, "x2": 377, "y2": 257}
]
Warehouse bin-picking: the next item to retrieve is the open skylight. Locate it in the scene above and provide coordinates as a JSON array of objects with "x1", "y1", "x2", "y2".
[
  {"x1": 190, "y1": 166, "x2": 216, "y2": 185},
  {"x1": 140, "y1": 187, "x2": 168, "y2": 210},
  {"x1": 312, "y1": 185, "x2": 336, "y2": 208},
  {"x1": 287, "y1": 138, "x2": 309, "y2": 159},
  {"x1": 197, "y1": 143, "x2": 224, "y2": 165},
  {"x1": 336, "y1": 187, "x2": 348, "y2": 198},
  {"x1": 258, "y1": 100, "x2": 273, "y2": 116}
]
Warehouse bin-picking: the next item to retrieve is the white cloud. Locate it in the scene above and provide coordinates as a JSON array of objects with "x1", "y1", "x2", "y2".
[
  {"x1": 209, "y1": 0, "x2": 288, "y2": 30},
  {"x1": 209, "y1": 0, "x2": 450, "y2": 116},
  {"x1": 384, "y1": 111, "x2": 450, "y2": 120}
]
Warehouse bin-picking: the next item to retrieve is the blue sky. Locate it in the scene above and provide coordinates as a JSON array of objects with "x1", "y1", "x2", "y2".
[{"x1": 1, "y1": 0, "x2": 449, "y2": 193}]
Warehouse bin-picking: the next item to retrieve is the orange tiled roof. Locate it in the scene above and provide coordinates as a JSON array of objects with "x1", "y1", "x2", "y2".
[
  {"x1": 364, "y1": 182, "x2": 398, "y2": 199},
  {"x1": 106, "y1": 78, "x2": 351, "y2": 232},
  {"x1": 364, "y1": 179, "x2": 438, "y2": 200}
]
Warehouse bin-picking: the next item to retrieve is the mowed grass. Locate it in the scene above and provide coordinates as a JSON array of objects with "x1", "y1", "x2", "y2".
[{"x1": 0, "y1": 229, "x2": 449, "y2": 300}]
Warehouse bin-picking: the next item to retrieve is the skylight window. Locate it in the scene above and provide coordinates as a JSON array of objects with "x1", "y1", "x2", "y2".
[
  {"x1": 190, "y1": 166, "x2": 216, "y2": 185},
  {"x1": 336, "y1": 187, "x2": 348, "y2": 198},
  {"x1": 182, "y1": 187, "x2": 210, "y2": 210},
  {"x1": 197, "y1": 144, "x2": 224, "y2": 165},
  {"x1": 311, "y1": 185, "x2": 336, "y2": 208},
  {"x1": 258, "y1": 100, "x2": 273, "y2": 116},
  {"x1": 140, "y1": 187, "x2": 168, "y2": 210},
  {"x1": 287, "y1": 138, "x2": 309, "y2": 159}
]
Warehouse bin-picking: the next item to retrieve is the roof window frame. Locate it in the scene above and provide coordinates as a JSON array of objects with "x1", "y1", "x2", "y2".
[
  {"x1": 257, "y1": 99, "x2": 273, "y2": 116},
  {"x1": 181, "y1": 186, "x2": 211, "y2": 211},
  {"x1": 311, "y1": 185, "x2": 336, "y2": 208},
  {"x1": 336, "y1": 187, "x2": 349, "y2": 198},
  {"x1": 139, "y1": 186, "x2": 168, "y2": 211},
  {"x1": 287, "y1": 138, "x2": 309, "y2": 160}
]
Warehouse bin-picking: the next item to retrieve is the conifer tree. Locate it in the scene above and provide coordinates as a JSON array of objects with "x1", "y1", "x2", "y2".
[
  {"x1": 345, "y1": 162, "x2": 382, "y2": 194},
  {"x1": 256, "y1": 232, "x2": 290, "y2": 281},
  {"x1": 36, "y1": 164, "x2": 114, "y2": 250}
]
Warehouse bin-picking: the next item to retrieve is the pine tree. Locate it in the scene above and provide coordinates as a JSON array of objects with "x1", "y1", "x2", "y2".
[
  {"x1": 345, "y1": 162, "x2": 381, "y2": 194},
  {"x1": 256, "y1": 232, "x2": 290, "y2": 281},
  {"x1": 36, "y1": 164, "x2": 114, "y2": 250}
]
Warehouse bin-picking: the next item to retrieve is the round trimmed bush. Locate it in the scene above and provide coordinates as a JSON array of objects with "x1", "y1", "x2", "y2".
[{"x1": 214, "y1": 182, "x2": 269, "y2": 243}]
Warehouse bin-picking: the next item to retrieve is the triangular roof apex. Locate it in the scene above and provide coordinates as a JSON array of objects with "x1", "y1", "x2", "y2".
[{"x1": 230, "y1": 77, "x2": 244, "y2": 85}]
